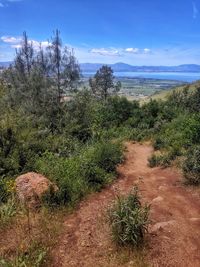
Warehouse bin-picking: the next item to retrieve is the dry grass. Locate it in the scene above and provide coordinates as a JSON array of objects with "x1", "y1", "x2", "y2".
[
  {"x1": 107, "y1": 246, "x2": 150, "y2": 267},
  {"x1": 0, "y1": 206, "x2": 67, "y2": 266}
]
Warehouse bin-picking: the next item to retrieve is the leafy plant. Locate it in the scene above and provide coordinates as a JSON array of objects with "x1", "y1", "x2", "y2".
[
  {"x1": 35, "y1": 141, "x2": 124, "y2": 206},
  {"x1": 0, "y1": 247, "x2": 47, "y2": 267},
  {"x1": 183, "y1": 146, "x2": 200, "y2": 185},
  {"x1": 108, "y1": 188, "x2": 150, "y2": 246}
]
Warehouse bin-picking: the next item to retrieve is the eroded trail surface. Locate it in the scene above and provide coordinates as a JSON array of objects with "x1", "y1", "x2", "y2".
[{"x1": 52, "y1": 143, "x2": 200, "y2": 267}]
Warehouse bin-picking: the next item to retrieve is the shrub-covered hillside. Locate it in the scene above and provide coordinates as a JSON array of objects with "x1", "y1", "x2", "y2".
[
  {"x1": 1, "y1": 30, "x2": 200, "y2": 266},
  {"x1": 1, "y1": 30, "x2": 200, "y2": 203}
]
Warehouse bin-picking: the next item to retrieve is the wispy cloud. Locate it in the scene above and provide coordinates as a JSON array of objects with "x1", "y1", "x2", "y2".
[
  {"x1": 1, "y1": 35, "x2": 50, "y2": 50},
  {"x1": 125, "y1": 47, "x2": 152, "y2": 54},
  {"x1": 0, "y1": 0, "x2": 23, "y2": 8},
  {"x1": 125, "y1": 48, "x2": 139, "y2": 53},
  {"x1": 192, "y1": 2, "x2": 199, "y2": 19},
  {"x1": 1, "y1": 36, "x2": 22, "y2": 43},
  {"x1": 90, "y1": 48, "x2": 122, "y2": 57},
  {"x1": 89, "y1": 47, "x2": 152, "y2": 57}
]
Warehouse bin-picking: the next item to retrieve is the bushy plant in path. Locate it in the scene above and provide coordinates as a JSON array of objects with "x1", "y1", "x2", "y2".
[{"x1": 108, "y1": 188, "x2": 150, "y2": 246}]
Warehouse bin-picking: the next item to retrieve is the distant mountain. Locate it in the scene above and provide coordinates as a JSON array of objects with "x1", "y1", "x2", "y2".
[
  {"x1": 0, "y1": 61, "x2": 12, "y2": 68},
  {"x1": 1, "y1": 61, "x2": 200, "y2": 73},
  {"x1": 80, "y1": 63, "x2": 200, "y2": 73}
]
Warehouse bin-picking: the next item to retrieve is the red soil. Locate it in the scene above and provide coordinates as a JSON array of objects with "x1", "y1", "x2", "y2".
[{"x1": 51, "y1": 142, "x2": 200, "y2": 267}]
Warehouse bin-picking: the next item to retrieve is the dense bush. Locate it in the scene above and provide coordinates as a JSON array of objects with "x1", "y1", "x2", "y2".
[
  {"x1": 108, "y1": 188, "x2": 150, "y2": 246},
  {"x1": 35, "y1": 141, "x2": 123, "y2": 205},
  {"x1": 183, "y1": 146, "x2": 200, "y2": 185},
  {"x1": 81, "y1": 141, "x2": 123, "y2": 173},
  {"x1": 148, "y1": 147, "x2": 181, "y2": 168},
  {"x1": 1, "y1": 61, "x2": 200, "y2": 212}
]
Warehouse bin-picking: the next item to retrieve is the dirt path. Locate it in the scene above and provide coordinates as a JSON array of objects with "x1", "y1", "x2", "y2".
[{"x1": 51, "y1": 143, "x2": 200, "y2": 267}]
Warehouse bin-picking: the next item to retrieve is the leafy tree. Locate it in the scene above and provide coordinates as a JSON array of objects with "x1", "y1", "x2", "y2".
[{"x1": 89, "y1": 65, "x2": 121, "y2": 100}]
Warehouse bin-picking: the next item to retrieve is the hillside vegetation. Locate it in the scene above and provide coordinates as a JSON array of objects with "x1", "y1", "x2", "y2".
[
  {"x1": 149, "y1": 80, "x2": 200, "y2": 101},
  {"x1": 0, "y1": 31, "x2": 200, "y2": 266}
]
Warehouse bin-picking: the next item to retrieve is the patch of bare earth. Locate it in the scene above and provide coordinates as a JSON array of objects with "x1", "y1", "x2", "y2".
[{"x1": 51, "y1": 143, "x2": 200, "y2": 267}]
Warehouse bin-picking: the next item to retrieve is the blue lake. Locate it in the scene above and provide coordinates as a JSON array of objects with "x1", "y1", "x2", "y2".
[{"x1": 83, "y1": 72, "x2": 200, "y2": 83}]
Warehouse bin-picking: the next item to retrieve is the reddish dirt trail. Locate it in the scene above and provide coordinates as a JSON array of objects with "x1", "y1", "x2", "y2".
[{"x1": 52, "y1": 143, "x2": 200, "y2": 267}]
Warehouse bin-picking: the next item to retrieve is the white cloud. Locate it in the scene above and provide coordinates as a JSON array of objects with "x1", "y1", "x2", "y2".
[
  {"x1": 144, "y1": 48, "x2": 151, "y2": 54},
  {"x1": 11, "y1": 41, "x2": 50, "y2": 50},
  {"x1": 1, "y1": 35, "x2": 50, "y2": 50},
  {"x1": 90, "y1": 48, "x2": 122, "y2": 57},
  {"x1": 1, "y1": 36, "x2": 22, "y2": 43},
  {"x1": 30, "y1": 40, "x2": 50, "y2": 50},
  {"x1": 125, "y1": 47, "x2": 151, "y2": 54},
  {"x1": 125, "y1": 48, "x2": 139, "y2": 53},
  {"x1": 193, "y1": 2, "x2": 199, "y2": 19},
  {"x1": 11, "y1": 44, "x2": 22, "y2": 49}
]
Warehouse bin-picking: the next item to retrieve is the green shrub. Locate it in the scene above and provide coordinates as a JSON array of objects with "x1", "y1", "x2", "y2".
[
  {"x1": 148, "y1": 147, "x2": 181, "y2": 168},
  {"x1": 35, "y1": 153, "x2": 88, "y2": 206},
  {"x1": 153, "y1": 113, "x2": 200, "y2": 153},
  {"x1": 148, "y1": 153, "x2": 171, "y2": 168},
  {"x1": 35, "y1": 141, "x2": 124, "y2": 206},
  {"x1": 108, "y1": 188, "x2": 150, "y2": 246},
  {"x1": 153, "y1": 137, "x2": 165, "y2": 150},
  {"x1": 183, "y1": 146, "x2": 200, "y2": 185},
  {"x1": 148, "y1": 154, "x2": 160, "y2": 168},
  {"x1": 81, "y1": 141, "x2": 123, "y2": 173}
]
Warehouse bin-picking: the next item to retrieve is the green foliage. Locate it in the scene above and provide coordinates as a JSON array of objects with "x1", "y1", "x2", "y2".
[
  {"x1": 91, "y1": 96, "x2": 140, "y2": 140},
  {"x1": 65, "y1": 90, "x2": 94, "y2": 141},
  {"x1": 108, "y1": 188, "x2": 150, "y2": 246},
  {"x1": 148, "y1": 147, "x2": 181, "y2": 168},
  {"x1": 35, "y1": 141, "x2": 123, "y2": 206},
  {"x1": 148, "y1": 153, "x2": 171, "y2": 168},
  {"x1": 1, "y1": 37, "x2": 200, "y2": 217},
  {"x1": 183, "y1": 146, "x2": 200, "y2": 185},
  {"x1": 81, "y1": 141, "x2": 123, "y2": 173},
  {"x1": 0, "y1": 245, "x2": 47, "y2": 267},
  {"x1": 2, "y1": 31, "x2": 80, "y2": 133},
  {"x1": 35, "y1": 152, "x2": 87, "y2": 206},
  {"x1": 89, "y1": 65, "x2": 121, "y2": 100}
]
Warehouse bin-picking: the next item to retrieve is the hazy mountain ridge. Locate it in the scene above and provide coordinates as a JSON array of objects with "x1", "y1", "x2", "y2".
[
  {"x1": 80, "y1": 63, "x2": 200, "y2": 73},
  {"x1": 0, "y1": 61, "x2": 12, "y2": 68},
  {"x1": 1, "y1": 61, "x2": 200, "y2": 73}
]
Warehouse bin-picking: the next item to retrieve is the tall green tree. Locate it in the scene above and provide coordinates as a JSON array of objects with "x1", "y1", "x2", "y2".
[
  {"x1": 89, "y1": 65, "x2": 121, "y2": 100},
  {"x1": 3, "y1": 30, "x2": 80, "y2": 119}
]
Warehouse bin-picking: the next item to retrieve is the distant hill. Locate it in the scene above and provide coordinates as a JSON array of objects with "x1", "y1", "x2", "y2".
[
  {"x1": 80, "y1": 63, "x2": 200, "y2": 73},
  {"x1": 1, "y1": 61, "x2": 200, "y2": 73},
  {"x1": 148, "y1": 80, "x2": 200, "y2": 102},
  {"x1": 0, "y1": 61, "x2": 12, "y2": 68}
]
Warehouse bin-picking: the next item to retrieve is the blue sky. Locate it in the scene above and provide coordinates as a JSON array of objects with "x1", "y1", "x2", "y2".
[{"x1": 0, "y1": 0, "x2": 200, "y2": 65}]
